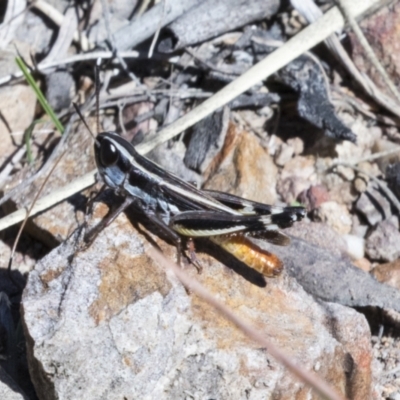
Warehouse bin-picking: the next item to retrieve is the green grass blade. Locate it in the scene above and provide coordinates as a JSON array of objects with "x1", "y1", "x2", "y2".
[
  {"x1": 23, "y1": 119, "x2": 45, "y2": 164},
  {"x1": 15, "y1": 57, "x2": 64, "y2": 134}
]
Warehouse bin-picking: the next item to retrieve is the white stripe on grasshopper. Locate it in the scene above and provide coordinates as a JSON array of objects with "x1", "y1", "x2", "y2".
[{"x1": 172, "y1": 225, "x2": 248, "y2": 237}]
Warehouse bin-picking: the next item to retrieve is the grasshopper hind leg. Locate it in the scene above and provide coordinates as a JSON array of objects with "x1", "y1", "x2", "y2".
[{"x1": 145, "y1": 213, "x2": 183, "y2": 265}]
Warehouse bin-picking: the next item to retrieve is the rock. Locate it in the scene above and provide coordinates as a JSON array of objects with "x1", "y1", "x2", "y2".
[
  {"x1": 0, "y1": 84, "x2": 36, "y2": 165},
  {"x1": 350, "y1": 214, "x2": 369, "y2": 239},
  {"x1": 280, "y1": 155, "x2": 316, "y2": 182},
  {"x1": 355, "y1": 184, "x2": 392, "y2": 226},
  {"x1": 371, "y1": 260, "x2": 400, "y2": 290},
  {"x1": 276, "y1": 176, "x2": 309, "y2": 204},
  {"x1": 372, "y1": 334, "x2": 400, "y2": 400},
  {"x1": 322, "y1": 302, "x2": 372, "y2": 400},
  {"x1": 274, "y1": 141, "x2": 294, "y2": 167},
  {"x1": 0, "y1": 241, "x2": 35, "y2": 277},
  {"x1": 335, "y1": 165, "x2": 355, "y2": 181},
  {"x1": 343, "y1": 234, "x2": 365, "y2": 260},
  {"x1": 45, "y1": 70, "x2": 75, "y2": 112},
  {"x1": 205, "y1": 130, "x2": 277, "y2": 204},
  {"x1": 354, "y1": 177, "x2": 368, "y2": 194},
  {"x1": 269, "y1": 224, "x2": 400, "y2": 312},
  {"x1": 148, "y1": 140, "x2": 201, "y2": 185},
  {"x1": 22, "y1": 206, "x2": 373, "y2": 399},
  {"x1": 313, "y1": 201, "x2": 352, "y2": 235},
  {"x1": 285, "y1": 221, "x2": 348, "y2": 259},
  {"x1": 366, "y1": 219, "x2": 400, "y2": 262},
  {"x1": 298, "y1": 184, "x2": 330, "y2": 211},
  {"x1": 277, "y1": 156, "x2": 316, "y2": 203},
  {"x1": 322, "y1": 174, "x2": 356, "y2": 207},
  {"x1": 286, "y1": 137, "x2": 304, "y2": 156},
  {"x1": 353, "y1": 258, "x2": 372, "y2": 273},
  {"x1": 183, "y1": 107, "x2": 229, "y2": 174},
  {"x1": 348, "y1": 0, "x2": 400, "y2": 97}
]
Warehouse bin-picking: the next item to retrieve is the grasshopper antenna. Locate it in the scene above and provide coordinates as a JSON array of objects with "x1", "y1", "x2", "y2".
[
  {"x1": 72, "y1": 102, "x2": 98, "y2": 144},
  {"x1": 95, "y1": 61, "x2": 101, "y2": 135},
  {"x1": 73, "y1": 60, "x2": 103, "y2": 144}
]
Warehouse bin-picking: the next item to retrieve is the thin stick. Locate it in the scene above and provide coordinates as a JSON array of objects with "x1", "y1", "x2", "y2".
[
  {"x1": 331, "y1": 147, "x2": 400, "y2": 167},
  {"x1": 0, "y1": 171, "x2": 96, "y2": 232},
  {"x1": 147, "y1": 247, "x2": 346, "y2": 400}
]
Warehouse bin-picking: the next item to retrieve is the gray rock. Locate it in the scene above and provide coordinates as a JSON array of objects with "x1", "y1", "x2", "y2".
[
  {"x1": 271, "y1": 222, "x2": 400, "y2": 311},
  {"x1": 22, "y1": 209, "x2": 372, "y2": 400},
  {"x1": 366, "y1": 219, "x2": 400, "y2": 262},
  {"x1": 45, "y1": 71, "x2": 75, "y2": 112}
]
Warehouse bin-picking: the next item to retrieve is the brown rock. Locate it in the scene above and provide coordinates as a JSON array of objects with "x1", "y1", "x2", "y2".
[
  {"x1": 276, "y1": 176, "x2": 308, "y2": 204},
  {"x1": 298, "y1": 184, "x2": 330, "y2": 211},
  {"x1": 371, "y1": 260, "x2": 400, "y2": 290},
  {"x1": 353, "y1": 258, "x2": 372, "y2": 273},
  {"x1": 205, "y1": 130, "x2": 277, "y2": 204}
]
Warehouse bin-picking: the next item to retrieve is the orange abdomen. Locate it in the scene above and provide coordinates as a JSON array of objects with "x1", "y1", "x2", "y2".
[{"x1": 210, "y1": 234, "x2": 283, "y2": 277}]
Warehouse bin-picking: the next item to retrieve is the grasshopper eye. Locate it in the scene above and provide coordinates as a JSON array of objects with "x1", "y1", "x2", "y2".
[{"x1": 100, "y1": 141, "x2": 118, "y2": 166}]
